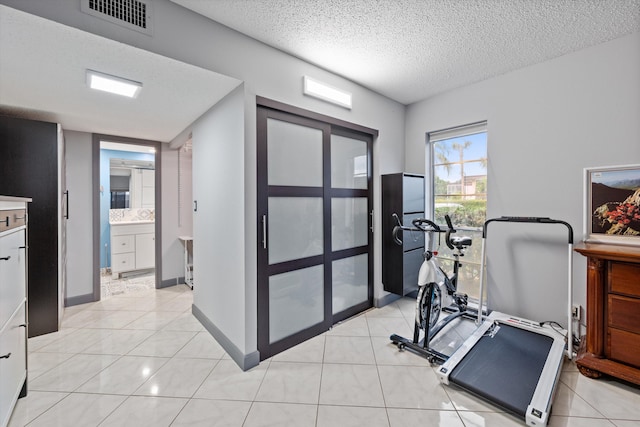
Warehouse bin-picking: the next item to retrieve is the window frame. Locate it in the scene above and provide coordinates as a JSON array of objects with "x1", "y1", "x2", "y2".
[{"x1": 426, "y1": 122, "x2": 488, "y2": 301}]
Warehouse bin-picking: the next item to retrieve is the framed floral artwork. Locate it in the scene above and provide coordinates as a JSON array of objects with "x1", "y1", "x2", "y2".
[{"x1": 584, "y1": 164, "x2": 640, "y2": 245}]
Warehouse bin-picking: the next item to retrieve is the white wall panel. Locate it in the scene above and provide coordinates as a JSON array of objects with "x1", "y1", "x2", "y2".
[{"x1": 64, "y1": 130, "x2": 94, "y2": 300}]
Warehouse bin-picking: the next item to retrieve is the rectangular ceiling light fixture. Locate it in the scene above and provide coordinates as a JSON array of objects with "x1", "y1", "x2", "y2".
[
  {"x1": 87, "y1": 69, "x2": 142, "y2": 98},
  {"x1": 303, "y1": 76, "x2": 352, "y2": 109}
]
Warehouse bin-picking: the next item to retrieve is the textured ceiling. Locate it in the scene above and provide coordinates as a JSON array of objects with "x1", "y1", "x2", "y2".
[
  {"x1": 0, "y1": 6, "x2": 240, "y2": 142},
  {"x1": 173, "y1": 0, "x2": 640, "y2": 105}
]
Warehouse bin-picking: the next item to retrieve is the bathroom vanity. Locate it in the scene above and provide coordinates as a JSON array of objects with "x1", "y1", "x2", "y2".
[{"x1": 110, "y1": 221, "x2": 155, "y2": 278}]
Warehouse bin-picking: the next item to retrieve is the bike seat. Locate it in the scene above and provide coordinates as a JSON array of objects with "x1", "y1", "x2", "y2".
[{"x1": 451, "y1": 236, "x2": 472, "y2": 248}]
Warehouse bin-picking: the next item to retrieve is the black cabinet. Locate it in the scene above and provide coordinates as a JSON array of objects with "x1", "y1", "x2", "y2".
[
  {"x1": 0, "y1": 116, "x2": 65, "y2": 337},
  {"x1": 382, "y1": 173, "x2": 425, "y2": 296}
]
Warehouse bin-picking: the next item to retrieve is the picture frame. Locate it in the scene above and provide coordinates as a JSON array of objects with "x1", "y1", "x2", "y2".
[{"x1": 584, "y1": 164, "x2": 640, "y2": 246}]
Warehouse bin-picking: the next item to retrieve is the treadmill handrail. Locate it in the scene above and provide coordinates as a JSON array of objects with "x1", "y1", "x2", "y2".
[
  {"x1": 483, "y1": 216, "x2": 574, "y2": 244},
  {"x1": 478, "y1": 216, "x2": 575, "y2": 361}
]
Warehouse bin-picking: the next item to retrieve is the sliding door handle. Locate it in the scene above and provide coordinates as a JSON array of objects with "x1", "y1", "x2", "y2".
[
  {"x1": 262, "y1": 215, "x2": 267, "y2": 249},
  {"x1": 64, "y1": 190, "x2": 69, "y2": 219}
]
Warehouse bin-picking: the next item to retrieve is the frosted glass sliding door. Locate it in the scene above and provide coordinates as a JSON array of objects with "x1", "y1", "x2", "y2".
[
  {"x1": 257, "y1": 102, "x2": 374, "y2": 360},
  {"x1": 330, "y1": 133, "x2": 371, "y2": 315}
]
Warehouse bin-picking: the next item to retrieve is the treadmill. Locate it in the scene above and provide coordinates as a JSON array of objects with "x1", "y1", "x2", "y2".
[{"x1": 436, "y1": 217, "x2": 574, "y2": 427}]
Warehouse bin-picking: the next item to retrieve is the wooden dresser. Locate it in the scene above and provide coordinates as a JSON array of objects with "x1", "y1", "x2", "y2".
[{"x1": 574, "y1": 242, "x2": 640, "y2": 385}]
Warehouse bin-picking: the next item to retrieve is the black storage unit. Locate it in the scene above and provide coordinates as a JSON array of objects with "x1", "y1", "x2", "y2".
[
  {"x1": 0, "y1": 116, "x2": 63, "y2": 337},
  {"x1": 382, "y1": 173, "x2": 425, "y2": 296}
]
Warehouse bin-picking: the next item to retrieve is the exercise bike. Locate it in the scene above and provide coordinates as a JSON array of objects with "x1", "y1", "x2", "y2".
[{"x1": 389, "y1": 214, "x2": 473, "y2": 364}]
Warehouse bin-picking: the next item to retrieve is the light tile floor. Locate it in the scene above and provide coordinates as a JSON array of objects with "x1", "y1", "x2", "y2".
[
  {"x1": 100, "y1": 270, "x2": 156, "y2": 299},
  {"x1": 8, "y1": 286, "x2": 640, "y2": 426}
]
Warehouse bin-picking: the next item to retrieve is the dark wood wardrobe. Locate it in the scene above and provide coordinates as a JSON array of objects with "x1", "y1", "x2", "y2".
[{"x1": 0, "y1": 115, "x2": 66, "y2": 337}]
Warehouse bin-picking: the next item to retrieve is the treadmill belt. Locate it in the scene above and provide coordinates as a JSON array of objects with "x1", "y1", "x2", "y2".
[{"x1": 449, "y1": 323, "x2": 553, "y2": 417}]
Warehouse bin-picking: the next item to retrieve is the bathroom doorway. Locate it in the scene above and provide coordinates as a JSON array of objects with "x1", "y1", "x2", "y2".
[{"x1": 93, "y1": 134, "x2": 161, "y2": 300}]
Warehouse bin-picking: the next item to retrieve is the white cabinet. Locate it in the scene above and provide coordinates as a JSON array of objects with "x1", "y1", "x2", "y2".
[
  {"x1": 0, "y1": 196, "x2": 30, "y2": 427},
  {"x1": 129, "y1": 169, "x2": 155, "y2": 209},
  {"x1": 135, "y1": 233, "x2": 155, "y2": 270},
  {"x1": 0, "y1": 230, "x2": 25, "y2": 327},
  {"x1": 141, "y1": 169, "x2": 155, "y2": 208},
  {"x1": 110, "y1": 222, "x2": 155, "y2": 278}
]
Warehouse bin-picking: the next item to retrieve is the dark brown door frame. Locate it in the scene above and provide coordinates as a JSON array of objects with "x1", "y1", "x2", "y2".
[{"x1": 256, "y1": 97, "x2": 378, "y2": 360}]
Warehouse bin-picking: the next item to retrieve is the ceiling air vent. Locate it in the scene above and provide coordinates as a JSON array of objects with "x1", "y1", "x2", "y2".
[{"x1": 81, "y1": 0, "x2": 153, "y2": 35}]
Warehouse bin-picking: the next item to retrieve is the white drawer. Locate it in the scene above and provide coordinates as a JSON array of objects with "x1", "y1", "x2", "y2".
[
  {"x1": 112, "y1": 252, "x2": 135, "y2": 273},
  {"x1": 111, "y1": 235, "x2": 134, "y2": 254},
  {"x1": 0, "y1": 229, "x2": 26, "y2": 328},
  {"x1": 0, "y1": 304, "x2": 27, "y2": 427},
  {"x1": 110, "y1": 223, "x2": 154, "y2": 236}
]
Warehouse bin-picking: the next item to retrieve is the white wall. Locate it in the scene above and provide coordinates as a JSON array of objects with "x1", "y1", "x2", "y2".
[
  {"x1": 190, "y1": 86, "x2": 248, "y2": 357},
  {"x1": 160, "y1": 143, "x2": 194, "y2": 284},
  {"x1": 405, "y1": 32, "x2": 640, "y2": 326},
  {"x1": 64, "y1": 130, "x2": 94, "y2": 301}
]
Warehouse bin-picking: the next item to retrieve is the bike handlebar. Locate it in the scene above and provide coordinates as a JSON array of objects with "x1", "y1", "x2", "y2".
[
  {"x1": 391, "y1": 213, "x2": 458, "y2": 246},
  {"x1": 412, "y1": 218, "x2": 441, "y2": 232},
  {"x1": 444, "y1": 215, "x2": 456, "y2": 250}
]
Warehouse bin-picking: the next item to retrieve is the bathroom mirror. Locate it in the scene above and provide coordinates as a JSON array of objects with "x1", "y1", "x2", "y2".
[{"x1": 109, "y1": 158, "x2": 155, "y2": 209}]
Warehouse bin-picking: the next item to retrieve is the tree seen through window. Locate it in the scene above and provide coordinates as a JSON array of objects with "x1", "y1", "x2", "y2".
[{"x1": 429, "y1": 129, "x2": 487, "y2": 300}]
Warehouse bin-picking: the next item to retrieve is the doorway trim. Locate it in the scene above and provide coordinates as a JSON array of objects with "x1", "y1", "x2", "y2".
[
  {"x1": 256, "y1": 97, "x2": 379, "y2": 137},
  {"x1": 92, "y1": 133, "x2": 162, "y2": 301}
]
